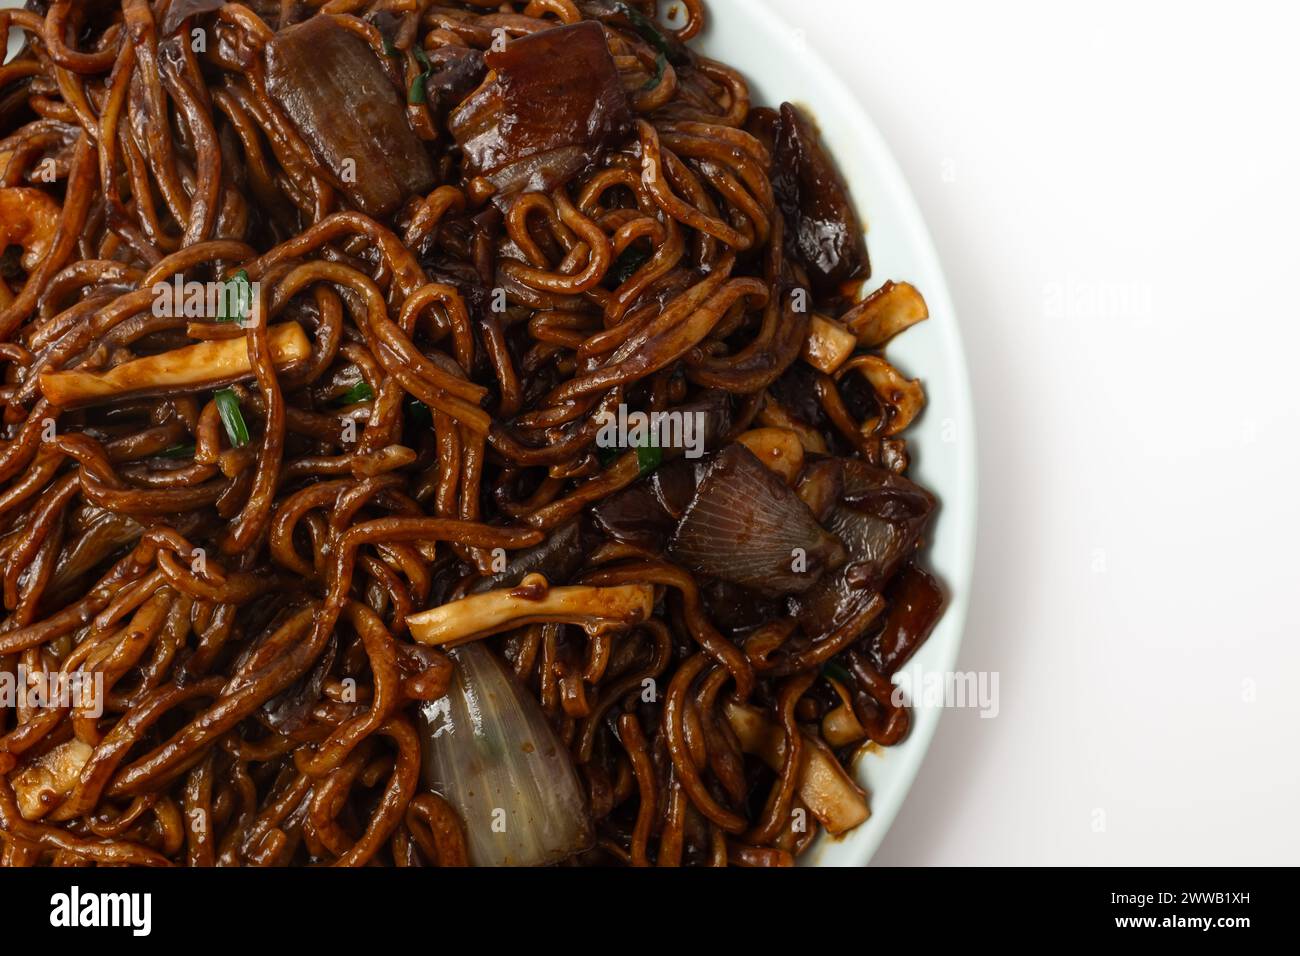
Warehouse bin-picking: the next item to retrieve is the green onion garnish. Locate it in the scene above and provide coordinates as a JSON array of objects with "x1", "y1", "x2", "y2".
[
  {"x1": 614, "y1": 2, "x2": 690, "y2": 65},
  {"x1": 159, "y1": 444, "x2": 195, "y2": 459},
  {"x1": 408, "y1": 46, "x2": 435, "y2": 105},
  {"x1": 408, "y1": 72, "x2": 428, "y2": 105},
  {"x1": 635, "y1": 440, "x2": 662, "y2": 476},
  {"x1": 338, "y1": 380, "x2": 375, "y2": 405},
  {"x1": 214, "y1": 388, "x2": 249, "y2": 448},
  {"x1": 382, "y1": 39, "x2": 398, "y2": 57},
  {"x1": 216, "y1": 269, "x2": 252, "y2": 324},
  {"x1": 216, "y1": 270, "x2": 251, "y2": 323},
  {"x1": 642, "y1": 52, "x2": 667, "y2": 91}
]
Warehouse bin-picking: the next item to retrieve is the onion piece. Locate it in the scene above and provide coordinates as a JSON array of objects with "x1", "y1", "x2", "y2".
[
  {"x1": 590, "y1": 457, "x2": 703, "y2": 551},
  {"x1": 821, "y1": 673, "x2": 870, "y2": 748},
  {"x1": 668, "y1": 444, "x2": 845, "y2": 598},
  {"x1": 407, "y1": 573, "x2": 654, "y2": 647},
  {"x1": 796, "y1": 458, "x2": 844, "y2": 522},
  {"x1": 419, "y1": 642, "x2": 593, "y2": 866},
  {"x1": 735, "y1": 427, "x2": 805, "y2": 485},
  {"x1": 38, "y1": 322, "x2": 310, "y2": 407},
  {"x1": 723, "y1": 701, "x2": 869, "y2": 836}
]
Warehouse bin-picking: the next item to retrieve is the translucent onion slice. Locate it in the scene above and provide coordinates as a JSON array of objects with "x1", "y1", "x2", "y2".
[
  {"x1": 669, "y1": 444, "x2": 845, "y2": 597},
  {"x1": 418, "y1": 643, "x2": 593, "y2": 866}
]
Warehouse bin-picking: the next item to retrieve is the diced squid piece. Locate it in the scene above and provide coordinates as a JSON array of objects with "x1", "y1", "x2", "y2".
[{"x1": 802, "y1": 313, "x2": 858, "y2": 375}]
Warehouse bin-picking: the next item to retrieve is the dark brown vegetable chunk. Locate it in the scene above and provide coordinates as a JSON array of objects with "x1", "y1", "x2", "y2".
[
  {"x1": 795, "y1": 460, "x2": 934, "y2": 636},
  {"x1": 670, "y1": 444, "x2": 846, "y2": 598},
  {"x1": 591, "y1": 458, "x2": 703, "y2": 551},
  {"x1": 868, "y1": 563, "x2": 945, "y2": 675},
  {"x1": 264, "y1": 17, "x2": 435, "y2": 217},
  {"x1": 450, "y1": 20, "x2": 632, "y2": 197},
  {"x1": 422, "y1": 46, "x2": 488, "y2": 118},
  {"x1": 773, "y1": 103, "x2": 869, "y2": 294}
]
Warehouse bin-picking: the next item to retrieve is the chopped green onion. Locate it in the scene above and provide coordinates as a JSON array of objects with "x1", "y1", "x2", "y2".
[
  {"x1": 159, "y1": 443, "x2": 195, "y2": 459},
  {"x1": 412, "y1": 45, "x2": 431, "y2": 71},
  {"x1": 408, "y1": 71, "x2": 428, "y2": 105},
  {"x1": 338, "y1": 380, "x2": 375, "y2": 405},
  {"x1": 382, "y1": 39, "x2": 398, "y2": 57},
  {"x1": 610, "y1": 246, "x2": 651, "y2": 286},
  {"x1": 635, "y1": 440, "x2": 662, "y2": 476},
  {"x1": 216, "y1": 269, "x2": 252, "y2": 323},
  {"x1": 641, "y1": 52, "x2": 667, "y2": 91},
  {"x1": 614, "y1": 2, "x2": 690, "y2": 65},
  {"x1": 214, "y1": 388, "x2": 249, "y2": 448}
]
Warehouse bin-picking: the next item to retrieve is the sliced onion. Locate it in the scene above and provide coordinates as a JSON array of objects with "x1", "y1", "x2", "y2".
[
  {"x1": 418, "y1": 643, "x2": 593, "y2": 866},
  {"x1": 669, "y1": 444, "x2": 845, "y2": 597}
]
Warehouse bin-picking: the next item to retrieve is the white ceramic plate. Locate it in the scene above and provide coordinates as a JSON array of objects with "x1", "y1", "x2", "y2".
[
  {"x1": 683, "y1": 0, "x2": 978, "y2": 865},
  {"x1": 2, "y1": 0, "x2": 977, "y2": 867}
]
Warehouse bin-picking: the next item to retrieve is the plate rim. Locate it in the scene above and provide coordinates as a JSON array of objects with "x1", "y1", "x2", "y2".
[{"x1": 704, "y1": 0, "x2": 981, "y2": 866}]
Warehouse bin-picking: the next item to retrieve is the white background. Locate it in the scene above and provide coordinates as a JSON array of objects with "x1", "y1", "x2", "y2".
[{"x1": 760, "y1": 0, "x2": 1300, "y2": 864}]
